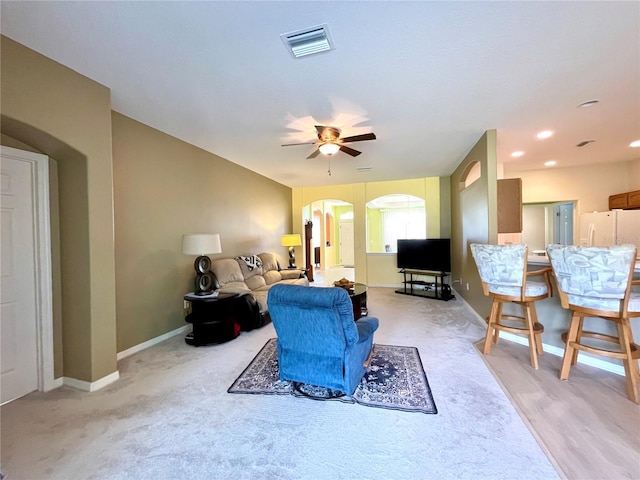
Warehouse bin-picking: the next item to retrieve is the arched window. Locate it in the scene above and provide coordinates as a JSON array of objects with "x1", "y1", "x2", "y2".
[
  {"x1": 366, "y1": 194, "x2": 425, "y2": 253},
  {"x1": 462, "y1": 161, "x2": 481, "y2": 189}
]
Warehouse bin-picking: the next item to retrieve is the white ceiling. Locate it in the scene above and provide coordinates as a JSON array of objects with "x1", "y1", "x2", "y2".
[{"x1": 1, "y1": 1, "x2": 638, "y2": 188}]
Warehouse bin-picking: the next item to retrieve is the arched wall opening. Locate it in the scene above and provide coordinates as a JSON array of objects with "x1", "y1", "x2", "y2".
[
  {"x1": 303, "y1": 198, "x2": 354, "y2": 272},
  {"x1": 1, "y1": 115, "x2": 96, "y2": 382}
]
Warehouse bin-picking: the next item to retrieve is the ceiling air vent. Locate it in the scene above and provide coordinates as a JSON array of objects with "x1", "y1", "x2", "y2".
[{"x1": 281, "y1": 24, "x2": 334, "y2": 58}]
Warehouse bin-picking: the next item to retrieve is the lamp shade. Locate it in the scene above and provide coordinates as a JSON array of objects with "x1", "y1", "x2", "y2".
[
  {"x1": 281, "y1": 234, "x2": 302, "y2": 247},
  {"x1": 319, "y1": 143, "x2": 340, "y2": 156},
  {"x1": 182, "y1": 234, "x2": 222, "y2": 255}
]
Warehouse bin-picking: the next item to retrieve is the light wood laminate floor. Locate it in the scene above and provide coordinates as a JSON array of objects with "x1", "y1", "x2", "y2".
[{"x1": 478, "y1": 339, "x2": 640, "y2": 480}]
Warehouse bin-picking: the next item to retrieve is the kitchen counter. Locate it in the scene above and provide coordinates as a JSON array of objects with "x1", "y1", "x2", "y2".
[{"x1": 528, "y1": 254, "x2": 640, "y2": 272}]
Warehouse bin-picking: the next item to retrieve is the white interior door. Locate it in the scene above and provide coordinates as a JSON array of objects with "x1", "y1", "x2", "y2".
[
  {"x1": 339, "y1": 220, "x2": 354, "y2": 267},
  {"x1": 1, "y1": 155, "x2": 39, "y2": 404}
]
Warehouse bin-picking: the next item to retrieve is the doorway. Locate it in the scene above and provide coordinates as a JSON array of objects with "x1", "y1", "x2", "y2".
[
  {"x1": 304, "y1": 199, "x2": 353, "y2": 271},
  {"x1": 0, "y1": 146, "x2": 54, "y2": 404},
  {"x1": 521, "y1": 201, "x2": 575, "y2": 251}
]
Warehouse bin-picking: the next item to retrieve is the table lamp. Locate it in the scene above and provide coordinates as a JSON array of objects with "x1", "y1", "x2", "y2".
[
  {"x1": 281, "y1": 233, "x2": 302, "y2": 268},
  {"x1": 182, "y1": 233, "x2": 222, "y2": 294}
]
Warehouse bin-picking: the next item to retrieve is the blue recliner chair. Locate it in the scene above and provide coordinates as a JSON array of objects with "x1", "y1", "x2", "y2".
[{"x1": 267, "y1": 284, "x2": 379, "y2": 395}]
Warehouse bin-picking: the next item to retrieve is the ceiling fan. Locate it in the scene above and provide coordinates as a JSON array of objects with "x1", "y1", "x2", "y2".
[{"x1": 282, "y1": 125, "x2": 376, "y2": 159}]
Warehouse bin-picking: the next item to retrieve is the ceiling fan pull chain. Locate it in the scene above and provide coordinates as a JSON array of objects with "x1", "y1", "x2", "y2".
[{"x1": 328, "y1": 157, "x2": 331, "y2": 176}]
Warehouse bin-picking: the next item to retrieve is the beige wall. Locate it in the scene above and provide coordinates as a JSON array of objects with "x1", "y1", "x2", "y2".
[
  {"x1": 504, "y1": 159, "x2": 640, "y2": 213},
  {"x1": 1, "y1": 36, "x2": 293, "y2": 381},
  {"x1": 293, "y1": 177, "x2": 445, "y2": 286},
  {"x1": 521, "y1": 204, "x2": 547, "y2": 251},
  {"x1": 112, "y1": 113, "x2": 292, "y2": 351},
  {"x1": 449, "y1": 130, "x2": 497, "y2": 315},
  {"x1": 1, "y1": 36, "x2": 117, "y2": 382}
]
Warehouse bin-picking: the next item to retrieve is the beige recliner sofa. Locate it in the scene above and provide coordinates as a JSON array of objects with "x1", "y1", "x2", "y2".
[{"x1": 211, "y1": 252, "x2": 308, "y2": 327}]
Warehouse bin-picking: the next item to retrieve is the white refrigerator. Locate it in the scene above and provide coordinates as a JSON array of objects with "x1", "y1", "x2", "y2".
[{"x1": 579, "y1": 210, "x2": 640, "y2": 248}]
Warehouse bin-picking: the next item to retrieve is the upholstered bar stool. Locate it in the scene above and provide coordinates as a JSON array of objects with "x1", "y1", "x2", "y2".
[
  {"x1": 546, "y1": 244, "x2": 640, "y2": 403},
  {"x1": 470, "y1": 244, "x2": 553, "y2": 369}
]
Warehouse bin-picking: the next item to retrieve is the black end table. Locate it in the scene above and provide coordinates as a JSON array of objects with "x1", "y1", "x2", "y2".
[
  {"x1": 336, "y1": 283, "x2": 368, "y2": 320},
  {"x1": 184, "y1": 292, "x2": 241, "y2": 346}
]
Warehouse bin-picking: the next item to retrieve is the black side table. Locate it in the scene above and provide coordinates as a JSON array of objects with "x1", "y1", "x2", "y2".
[{"x1": 184, "y1": 292, "x2": 241, "y2": 346}]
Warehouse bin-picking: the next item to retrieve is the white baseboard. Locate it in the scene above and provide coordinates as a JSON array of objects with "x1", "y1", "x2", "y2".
[
  {"x1": 454, "y1": 288, "x2": 625, "y2": 377},
  {"x1": 498, "y1": 331, "x2": 624, "y2": 376},
  {"x1": 116, "y1": 324, "x2": 191, "y2": 361},
  {"x1": 43, "y1": 326, "x2": 190, "y2": 394},
  {"x1": 63, "y1": 370, "x2": 120, "y2": 392},
  {"x1": 50, "y1": 377, "x2": 64, "y2": 390}
]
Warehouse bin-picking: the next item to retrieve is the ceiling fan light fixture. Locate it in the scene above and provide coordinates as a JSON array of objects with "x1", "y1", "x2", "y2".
[
  {"x1": 319, "y1": 143, "x2": 340, "y2": 156},
  {"x1": 281, "y1": 25, "x2": 334, "y2": 58}
]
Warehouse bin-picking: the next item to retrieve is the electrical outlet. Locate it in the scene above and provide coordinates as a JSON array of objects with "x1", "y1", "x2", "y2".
[
  {"x1": 184, "y1": 300, "x2": 189, "y2": 309},
  {"x1": 466, "y1": 283, "x2": 470, "y2": 291}
]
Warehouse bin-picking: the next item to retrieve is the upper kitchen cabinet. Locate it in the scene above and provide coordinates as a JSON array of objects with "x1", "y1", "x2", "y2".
[
  {"x1": 498, "y1": 178, "x2": 523, "y2": 233},
  {"x1": 609, "y1": 190, "x2": 640, "y2": 210}
]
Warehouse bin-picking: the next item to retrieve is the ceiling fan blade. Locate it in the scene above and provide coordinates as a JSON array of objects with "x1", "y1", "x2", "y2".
[
  {"x1": 306, "y1": 148, "x2": 321, "y2": 159},
  {"x1": 339, "y1": 145, "x2": 361, "y2": 157},
  {"x1": 340, "y1": 133, "x2": 377, "y2": 143},
  {"x1": 281, "y1": 141, "x2": 318, "y2": 147}
]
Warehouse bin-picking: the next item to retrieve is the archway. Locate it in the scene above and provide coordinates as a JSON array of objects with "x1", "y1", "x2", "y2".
[
  {"x1": 303, "y1": 198, "x2": 354, "y2": 283},
  {"x1": 1, "y1": 115, "x2": 96, "y2": 386}
]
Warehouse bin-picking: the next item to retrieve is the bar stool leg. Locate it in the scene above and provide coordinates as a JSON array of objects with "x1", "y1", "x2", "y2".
[
  {"x1": 484, "y1": 300, "x2": 501, "y2": 355},
  {"x1": 493, "y1": 302, "x2": 503, "y2": 345},
  {"x1": 618, "y1": 320, "x2": 639, "y2": 404},
  {"x1": 560, "y1": 312, "x2": 581, "y2": 380},
  {"x1": 572, "y1": 317, "x2": 584, "y2": 366},
  {"x1": 523, "y1": 302, "x2": 539, "y2": 369},
  {"x1": 529, "y1": 303, "x2": 544, "y2": 356},
  {"x1": 628, "y1": 323, "x2": 640, "y2": 386}
]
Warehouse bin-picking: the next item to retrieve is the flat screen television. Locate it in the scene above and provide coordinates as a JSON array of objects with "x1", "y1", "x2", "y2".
[{"x1": 396, "y1": 238, "x2": 451, "y2": 273}]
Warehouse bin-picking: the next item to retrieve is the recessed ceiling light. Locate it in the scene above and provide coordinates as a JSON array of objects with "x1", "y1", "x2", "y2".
[
  {"x1": 578, "y1": 100, "x2": 599, "y2": 108},
  {"x1": 544, "y1": 160, "x2": 557, "y2": 167},
  {"x1": 630, "y1": 140, "x2": 640, "y2": 148},
  {"x1": 511, "y1": 151, "x2": 524, "y2": 157},
  {"x1": 536, "y1": 130, "x2": 554, "y2": 139}
]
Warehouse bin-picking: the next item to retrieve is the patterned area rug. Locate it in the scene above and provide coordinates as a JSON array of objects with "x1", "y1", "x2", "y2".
[{"x1": 228, "y1": 338, "x2": 437, "y2": 414}]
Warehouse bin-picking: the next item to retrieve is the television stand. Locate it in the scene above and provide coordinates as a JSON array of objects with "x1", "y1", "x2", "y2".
[{"x1": 395, "y1": 269, "x2": 454, "y2": 301}]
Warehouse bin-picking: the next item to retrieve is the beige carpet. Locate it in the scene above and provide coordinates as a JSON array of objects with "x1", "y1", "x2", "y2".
[{"x1": 1, "y1": 287, "x2": 559, "y2": 480}]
